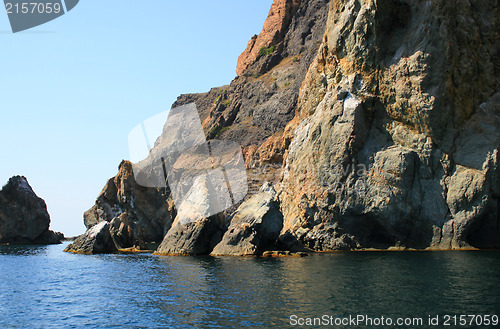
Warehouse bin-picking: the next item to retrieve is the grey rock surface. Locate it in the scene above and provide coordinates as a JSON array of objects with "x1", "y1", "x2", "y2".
[
  {"x1": 211, "y1": 183, "x2": 283, "y2": 256},
  {"x1": 80, "y1": 0, "x2": 500, "y2": 254},
  {"x1": 155, "y1": 216, "x2": 225, "y2": 256},
  {"x1": 64, "y1": 222, "x2": 117, "y2": 254}
]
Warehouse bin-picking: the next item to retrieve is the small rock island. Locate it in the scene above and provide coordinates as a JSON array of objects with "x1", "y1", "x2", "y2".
[{"x1": 0, "y1": 176, "x2": 63, "y2": 245}]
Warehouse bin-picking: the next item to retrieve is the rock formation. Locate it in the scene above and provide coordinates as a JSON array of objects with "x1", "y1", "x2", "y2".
[
  {"x1": 64, "y1": 222, "x2": 117, "y2": 254},
  {"x1": 151, "y1": 0, "x2": 329, "y2": 256},
  {"x1": 154, "y1": 174, "x2": 227, "y2": 256},
  {"x1": 79, "y1": 0, "x2": 499, "y2": 254},
  {"x1": 211, "y1": 183, "x2": 283, "y2": 256},
  {"x1": 66, "y1": 160, "x2": 175, "y2": 253},
  {"x1": 236, "y1": 0, "x2": 301, "y2": 76},
  {"x1": 278, "y1": 0, "x2": 500, "y2": 251},
  {"x1": 0, "y1": 176, "x2": 62, "y2": 245}
]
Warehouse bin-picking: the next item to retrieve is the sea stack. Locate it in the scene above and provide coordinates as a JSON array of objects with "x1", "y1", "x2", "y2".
[{"x1": 0, "y1": 176, "x2": 63, "y2": 245}]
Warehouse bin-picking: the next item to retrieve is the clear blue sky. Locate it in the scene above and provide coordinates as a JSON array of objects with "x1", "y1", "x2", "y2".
[{"x1": 0, "y1": 0, "x2": 272, "y2": 236}]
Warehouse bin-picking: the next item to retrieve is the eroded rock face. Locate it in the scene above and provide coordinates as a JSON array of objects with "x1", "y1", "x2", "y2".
[
  {"x1": 174, "y1": 0, "x2": 329, "y2": 164},
  {"x1": 145, "y1": 0, "x2": 329, "y2": 256},
  {"x1": 64, "y1": 222, "x2": 117, "y2": 254},
  {"x1": 155, "y1": 216, "x2": 225, "y2": 256},
  {"x1": 211, "y1": 183, "x2": 283, "y2": 256},
  {"x1": 278, "y1": 0, "x2": 500, "y2": 250},
  {"x1": 236, "y1": 0, "x2": 301, "y2": 76},
  {"x1": 155, "y1": 175, "x2": 226, "y2": 255},
  {"x1": 80, "y1": 0, "x2": 499, "y2": 254},
  {"x1": 0, "y1": 176, "x2": 62, "y2": 245},
  {"x1": 82, "y1": 160, "x2": 174, "y2": 250}
]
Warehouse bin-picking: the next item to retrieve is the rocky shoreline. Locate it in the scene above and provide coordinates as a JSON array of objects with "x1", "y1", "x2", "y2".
[{"x1": 26, "y1": 0, "x2": 500, "y2": 255}]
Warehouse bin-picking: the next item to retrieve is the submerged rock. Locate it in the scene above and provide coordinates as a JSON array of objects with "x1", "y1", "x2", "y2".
[
  {"x1": 211, "y1": 183, "x2": 283, "y2": 256},
  {"x1": 65, "y1": 222, "x2": 117, "y2": 254},
  {"x1": 261, "y1": 250, "x2": 308, "y2": 257},
  {"x1": 0, "y1": 176, "x2": 62, "y2": 245}
]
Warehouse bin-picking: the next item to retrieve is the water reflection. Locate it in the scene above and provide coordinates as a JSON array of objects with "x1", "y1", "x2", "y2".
[{"x1": 0, "y1": 244, "x2": 49, "y2": 256}]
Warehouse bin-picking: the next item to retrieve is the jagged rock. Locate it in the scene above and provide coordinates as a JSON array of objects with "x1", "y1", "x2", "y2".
[
  {"x1": 173, "y1": 0, "x2": 329, "y2": 166},
  {"x1": 154, "y1": 216, "x2": 224, "y2": 256},
  {"x1": 81, "y1": 0, "x2": 500, "y2": 254},
  {"x1": 64, "y1": 222, "x2": 117, "y2": 254},
  {"x1": 155, "y1": 174, "x2": 226, "y2": 255},
  {"x1": 211, "y1": 183, "x2": 283, "y2": 256},
  {"x1": 236, "y1": 0, "x2": 301, "y2": 76},
  {"x1": 0, "y1": 176, "x2": 62, "y2": 245},
  {"x1": 140, "y1": 0, "x2": 329, "y2": 256},
  {"x1": 36, "y1": 230, "x2": 64, "y2": 245},
  {"x1": 83, "y1": 160, "x2": 174, "y2": 250},
  {"x1": 279, "y1": 0, "x2": 500, "y2": 251}
]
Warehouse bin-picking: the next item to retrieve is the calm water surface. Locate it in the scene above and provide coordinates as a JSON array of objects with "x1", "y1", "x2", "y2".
[{"x1": 0, "y1": 242, "x2": 498, "y2": 328}]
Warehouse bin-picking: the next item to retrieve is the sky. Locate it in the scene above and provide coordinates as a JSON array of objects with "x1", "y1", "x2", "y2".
[{"x1": 0, "y1": 0, "x2": 272, "y2": 237}]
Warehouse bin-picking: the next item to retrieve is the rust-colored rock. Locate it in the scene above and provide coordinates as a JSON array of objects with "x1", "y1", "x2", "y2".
[{"x1": 236, "y1": 0, "x2": 301, "y2": 76}]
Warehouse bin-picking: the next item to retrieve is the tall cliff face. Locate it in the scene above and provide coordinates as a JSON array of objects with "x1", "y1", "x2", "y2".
[
  {"x1": 154, "y1": 0, "x2": 330, "y2": 255},
  {"x1": 0, "y1": 176, "x2": 62, "y2": 245},
  {"x1": 76, "y1": 0, "x2": 499, "y2": 254},
  {"x1": 279, "y1": 0, "x2": 500, "y2": 250}
]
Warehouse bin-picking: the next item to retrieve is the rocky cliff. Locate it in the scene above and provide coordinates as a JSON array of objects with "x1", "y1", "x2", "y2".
[
  {"x1": 278, "y1": 0, "x2": 499, "y2": 251},
  {"x1": 74, "y1": 0, "x2": 499, "y2": 254},
  {"x1": 65, "y1": 161, "x2": 174, "y2": 253},
  {"x1": 0, "y1": 176, "x2": 62, "y2": 245}
]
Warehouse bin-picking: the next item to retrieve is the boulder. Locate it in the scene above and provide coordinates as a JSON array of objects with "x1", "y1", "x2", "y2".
[
  {"x1": 155, "y1": 216, "x2": 224, "y2": 256},
  {"x1": 211, "y1": 183, "x2": 283, "y2": 256},
  {"x1": 155, "y1": 174, "x2": 226, "y2": 255},
  {"x1": 64, "y1": 222, "x2": 117, "y2": 254}
]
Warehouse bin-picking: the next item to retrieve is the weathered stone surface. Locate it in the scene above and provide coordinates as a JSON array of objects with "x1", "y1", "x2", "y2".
[
  {"x1": 154, "y1": 216, "x2": 224, "y2": 256},
  {"x1": 279, "y1": 0, "x2": 500, "y2": 251},
  {"x1": 81, "y1": 0, "x2": 500, "y2": 254},
  {"x1": 83, "y1": 160, "x2": 174, "y2": 250},
  {"x1": 64, "y1": 222, "x2": 117, "y2": 254},
  {"x1": 211, "y1": 183, "x2": 283, "y2": 256},
  {"x1": 132, "y1": 0, "x2": 330, "y2": 257},
  {"x1": 155, "y1": 174, "x2": 226, "y2": 255},
  {"x1": 0, "y1": 176, "x2": 62, "y2": 245},
  {"x1": 261, "y1": 250, "x2": 308, "y2": 257},
  {"x1": 173, "y1": 0, "x2": 329, "y2": 162},
  {"x1": 237, "y1": 0, "x2": 301, "y2": 76}
]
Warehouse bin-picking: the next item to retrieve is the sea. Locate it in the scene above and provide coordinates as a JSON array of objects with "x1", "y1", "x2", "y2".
[{"x1": 0, "y1": 242, "x2": 499, "y2": 328}]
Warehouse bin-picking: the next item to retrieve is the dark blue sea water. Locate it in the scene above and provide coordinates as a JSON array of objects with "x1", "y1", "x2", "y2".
[{"x1": 0, "y1": 242, "x2": 499, "y2": 328}]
